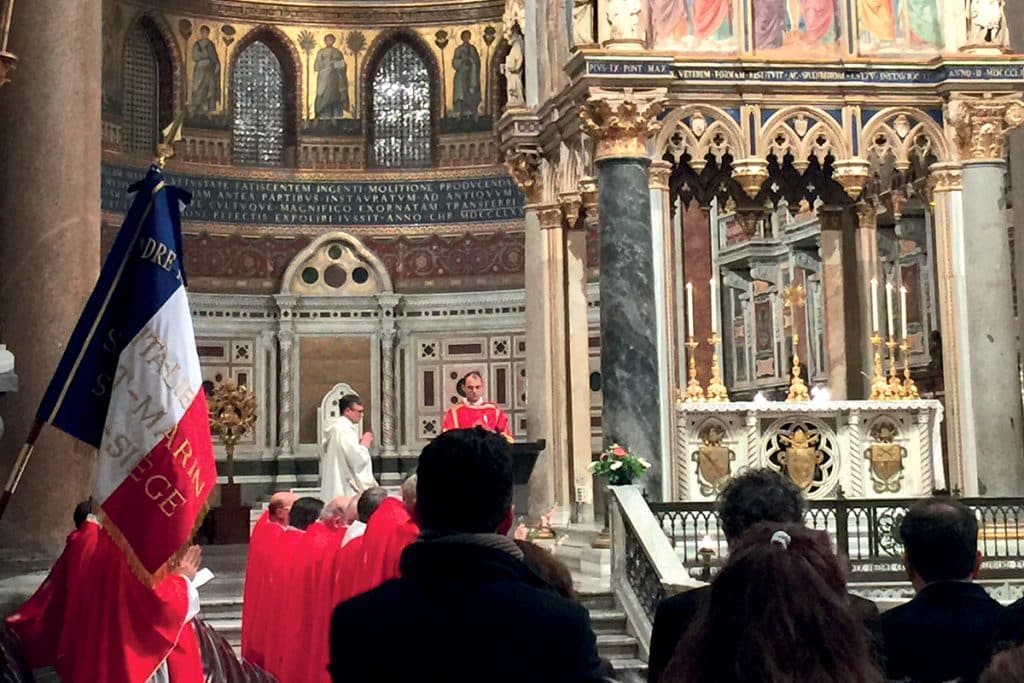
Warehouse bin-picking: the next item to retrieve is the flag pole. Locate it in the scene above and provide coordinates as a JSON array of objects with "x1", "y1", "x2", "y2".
[
  {"x1": 0, "y1": 114, "x2": 186, "y2": 521},
  {"x1": 0, "y1": 419, "x2": 42, "y2": 518}
]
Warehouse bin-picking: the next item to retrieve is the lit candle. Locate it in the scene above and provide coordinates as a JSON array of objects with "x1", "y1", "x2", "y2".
[
  {"x1": 686, "y1": 282, "x2": 695, "y2": 338},
  {"x1": 870, "y1": 278, "x2": 880, "y2": 334},
  {"x1": 900, "y1": 286, "x2": 908, "y2": 340},
  {"x1": 885, "y1": 282, "x2": 895, "y2": 339},
  {"x1": 710, "y1": 278, "x2": 719, "y2": 335}
]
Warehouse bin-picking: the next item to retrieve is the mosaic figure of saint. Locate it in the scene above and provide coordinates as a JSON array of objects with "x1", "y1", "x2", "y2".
[
  {"x1": 191, "y1": 26, "x2": 221, "y2": 115},
  {"x1": 860, "y1": 0, "x2": 896, "y2": 42},
  {"x1": 753, "y1": 0, "x2": 787, "y2": 48},
  {"x1": 314, "y1": 34, "x2": 350, "y2": 119},
  {"x1": 452, "y1": 31, "x2": 481, "y2": 118}
]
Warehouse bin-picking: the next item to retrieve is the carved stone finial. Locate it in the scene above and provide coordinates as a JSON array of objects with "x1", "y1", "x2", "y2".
[
  {"x1": 504, "y1": 149, "x2": 542, "y2": 202},
  {"x1": 832, "y1": 158, "x2": 873, "y2": 200},
  {"x1": 945, "y1": 94, "x2": 1024, "y2": 161},
  {"x1": 579, "y1": 88, "x2": 667, "y2": 161},
  {"x1": 730, "y1": 158, "x2": 769, "y2": 199}
]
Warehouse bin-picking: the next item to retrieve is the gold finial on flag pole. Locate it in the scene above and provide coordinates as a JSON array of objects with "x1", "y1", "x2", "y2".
[{"x1": 156, "y1": 112, "x2": 186, "y2": 168}]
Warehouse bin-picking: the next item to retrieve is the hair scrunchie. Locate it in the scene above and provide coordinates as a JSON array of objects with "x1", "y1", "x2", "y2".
[{"x1": 770, "y1": 530, "x2": 791, "y2": 549}]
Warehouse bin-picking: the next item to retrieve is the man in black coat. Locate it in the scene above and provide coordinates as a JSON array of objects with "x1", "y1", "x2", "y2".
[
  {"x1": 328, "y1": 427, "x2": 606, "y2": 683},
  {"x1": 647, "y1": 469, "x2": 880, "y2": 683},
  {"x1": 880, "y1": 497, "x2": 1005, "y2": 683}
]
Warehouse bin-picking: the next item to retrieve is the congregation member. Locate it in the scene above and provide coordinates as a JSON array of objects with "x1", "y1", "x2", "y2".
[
  {"x1": 321, "y1": 394, "x2": 378, "y2": 499},
  {"x1": 241, "y1": 491, "x2": 297, "y2": 666},
  {"x1": 661, "y1": 523, "x2": 882, "y2": 683},
  {"x1": 5, "y1": 501, "x2": 98, "y2": 669},
  {"x1": 880, "y1": 497, "x2": 1005, "y2": 683},
  {"x1": 329, "y1": 427, "x2": 605, "y2": 683},
  {"x1": 329, "y1": 487, "x2": 388, "y2": 607},
  {"x1": 441, "y1": 371, "x2": 513, "y2": 442},
  {"x1": 340, "y1": 486, "x2": 387, "y2": 548}
]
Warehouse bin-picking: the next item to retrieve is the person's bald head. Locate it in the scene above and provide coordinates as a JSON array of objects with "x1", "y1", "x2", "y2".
[
  {"x1": 321, "y1": 495, "x2": 351, "y2": 530},
  {"x1": 356, "y1": 487, "x2": 388, "y2": 523},
  {"x1": 401, "y1": 474, "x2": 417, "y2": 516},
  {"x1": 269, "y1": 491, "x2": 298, "y2": 525}
]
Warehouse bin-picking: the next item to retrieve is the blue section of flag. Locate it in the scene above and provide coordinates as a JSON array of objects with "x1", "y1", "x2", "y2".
[{"x1": 36, "y1": 166, "x2": 191, "y2": 447}]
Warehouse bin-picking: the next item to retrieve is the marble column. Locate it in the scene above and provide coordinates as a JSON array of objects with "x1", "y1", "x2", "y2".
[
  {"x1": 649, "y1": 161, "x2": 675, "y2": 500},
  {"x1": 929, "y1": 163, "x2": 972, "y2": 493},
  {"x1": 277, "y1": 329, "x2": 296, "y2": 458},
  {"x1": 941, "y1": 95, "x2": 1024, "y2": 495},
  {"x1": 581, "y1": 88, "x2": 668, "y2": 498},
  {"x1": 561, "y1": 192, "x2": 595, "y2": 522},
  {"x1": 0, "y1": 0, "x2": 101, "y2": 552},
  {"x1": 380, "y1": 327, "x2": 397, "y2": 457},
  {"x1": 818, "y1": 207, "x2": 864, "y2": 399},
  {"x1": 854, "y1": 202, "x2": 881, "y2": 393}
]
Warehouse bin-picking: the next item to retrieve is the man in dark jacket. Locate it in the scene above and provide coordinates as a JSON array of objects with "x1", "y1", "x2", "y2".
[
  {"x1": 880, "y1": 496, "x2": 1005, "y2": 683},
  {"x1": 647, "y1": 469, "x2": 880, "y2": 683},
  {"x1": 328, "y1": 427, "x2": 605, "y2": 683}
]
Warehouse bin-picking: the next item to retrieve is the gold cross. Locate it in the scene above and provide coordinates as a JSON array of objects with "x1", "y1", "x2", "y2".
[{"x1": 782, "y1": 282, "x2": 806, "y2": 311}]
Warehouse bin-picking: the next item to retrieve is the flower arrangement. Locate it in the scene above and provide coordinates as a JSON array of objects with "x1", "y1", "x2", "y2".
[{"x1": 588, "y1": 443, "x2": 651, "y2": 485}]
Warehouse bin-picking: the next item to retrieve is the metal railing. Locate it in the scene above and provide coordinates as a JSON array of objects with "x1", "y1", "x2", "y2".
[{"x1": 650, "y1": 494, "x2": 1024, "y2": 581}]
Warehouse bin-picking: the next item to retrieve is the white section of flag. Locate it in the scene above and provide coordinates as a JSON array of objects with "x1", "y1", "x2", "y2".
[{"x1": 94, "y1": 285, "x2": 204, "y2": 503}]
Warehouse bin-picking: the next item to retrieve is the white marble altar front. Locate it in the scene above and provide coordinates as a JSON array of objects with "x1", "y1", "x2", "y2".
[{"x1": 673, "y1": 400, "x2": 945, "y2": 501}]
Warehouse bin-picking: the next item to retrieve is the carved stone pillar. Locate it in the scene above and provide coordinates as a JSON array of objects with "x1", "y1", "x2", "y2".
[
  {"x1": 854, "y1": 201, "x2": 882, "y2": 390},
  {"x1": 277, "y1": 329, "x2": 296, "y2": 458},
  {"x1": 380, "y1": 327, "x2": 397, "y2": 457},
  {"x1": 936, "y1": 93, "x2": 1024, "y2": 495},
  {"x1": 0, "y1": 0, "x2": 99, "y2": 551},
  {"x1": 818, "y1": 207, "x2": 863, "y2": 399},
  {"x1": 581, "y1": 87, "x2": 668, "y2": 498},
  {"x1": 649, "y1": 160, "x2": 676, "y2": 498}
]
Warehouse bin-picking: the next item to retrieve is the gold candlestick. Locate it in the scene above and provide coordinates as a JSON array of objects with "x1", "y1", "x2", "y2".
[
  {"x1": 782, "y1": 282, "x2": 809, "y2": 402},
  {"x1": 705, "y1": 332, "x2": 730, "y2": 402},
  {"x1": 901, "y1": 341, "x2": 920, "y2": 399},
  {"x1": 684, "y1": 337, "x2": 706, "y2": 403},
  {"x1": 885, "y1": 338, "x2": 904, "y2": 399},
  {"x1": 869, "y1": 333, "x2": 890, "y2": 401}
]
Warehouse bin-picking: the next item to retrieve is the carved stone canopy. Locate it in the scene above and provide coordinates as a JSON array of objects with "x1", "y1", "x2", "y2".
[{"x1": 579, "y1": 87, "x2": 668, "y2": 161}]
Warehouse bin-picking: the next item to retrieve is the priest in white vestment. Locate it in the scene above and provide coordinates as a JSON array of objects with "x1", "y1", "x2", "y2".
[{"x1": 322, "y1": 393, "x2": 378, "y2": 499}]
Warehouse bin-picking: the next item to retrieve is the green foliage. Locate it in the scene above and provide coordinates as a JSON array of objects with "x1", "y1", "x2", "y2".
[{"x1": 588, "y1": 443, "x2": 652, "y2": 486}]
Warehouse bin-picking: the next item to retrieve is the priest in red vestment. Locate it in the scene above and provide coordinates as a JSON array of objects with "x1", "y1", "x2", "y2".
[
  {"x1": 441, "y1": 371, "x2": 512, "y2": 442},
  {"x1": 5, "y1": 505, "x2": 99, "y2": 669},
  {"x1": 348, "y1": 496, "x2": 421, "y2": 598},
  {"x1": 284, "y1": 496, "x2": 349, "y2": 683},
  {"x1": 262, "y1": 496, "x2": 324, "y2": 682},
  {"x1": 56, "y1": 531, "x2": 203, "y2": 682},
  {"x1": 241, "y1": 491, "x2": 297, "y2": 667},
  {"x1": 328, "y1": 488, "x2": 387, "y2": 608}
]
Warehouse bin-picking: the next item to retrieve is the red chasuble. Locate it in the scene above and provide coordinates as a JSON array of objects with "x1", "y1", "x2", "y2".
[
  {"x1": 241, "y1": 510, "x2": 288, "y2": 667},
  {"x1": 329, "y1": 535, "x2": 365, "y2": 608},
  {"x1": 55, "y1": 528, "x2": 201, "y2": 683},
  {"x1": 5, "y1": 520, "x2": 99, "y2": 668},
  {"x1": 292, "y1": 522, "x2": 347, "y2": 683},
  {"x1": 349, "y1": 498, "x2": 420, "y2": 599},
  {"x1": 279, "y1": 521, "x2": 344, "y2": 683},
  {"x1": 441, "y1": 401, "x2": 513, "y2": 441},
  {"x1": 262, "y1": 527, "x2": 305, "y2": 681}
]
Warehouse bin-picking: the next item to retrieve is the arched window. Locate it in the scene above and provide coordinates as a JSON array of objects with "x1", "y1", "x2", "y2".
[
  {"x1": 370, "y1": 42, "x2": 432, "y2": 168},
  {"x1": 233, "y1": 41, "x2": 285, "y2": 166},
  {"x1": 122, "y1": 20, "x2": 172, "y2": 154}
]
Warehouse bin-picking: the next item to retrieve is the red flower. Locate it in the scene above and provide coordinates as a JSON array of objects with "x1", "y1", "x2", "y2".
[
  {"x1": 599, "y1": 453, "x2": 607, "y2": 461},
  {"x1": 612, "y1": 446, "x2": 627, "y2": 457}
]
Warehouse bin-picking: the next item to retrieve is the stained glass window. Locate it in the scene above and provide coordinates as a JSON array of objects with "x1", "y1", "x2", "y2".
[
  {"x1": 371, "y1": 42, "x2": 432, "y2": 168},
  {"x1": 122, "y1": 23, "x2": 159, "y2": 154},
  {"x1": 233, "y1": 41, "x2": 285, "y2": 166}
]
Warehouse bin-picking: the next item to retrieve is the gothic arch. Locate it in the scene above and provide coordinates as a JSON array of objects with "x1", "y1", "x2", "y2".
[
  {"x1": 361, "y1": 29, "x2": 441, "y2": 168},
  {"x1": 861, "y1": 108, "x2": 950, "y2": 185},
  {"x1": 119, "y1": 12, "x2": 181, "y2": 142},
  {"x1": 656, "y1": 105, "x2": 746, "y2": 172},
  {"x1": 228, "y1": 25, "x2": 301, "y2": 162},
  {"x1": 758, "y1": 106, "x2": 850, "y2": 171},
  {"x1": 282, "y1": 232, "x2": 394, "y2": 295}
]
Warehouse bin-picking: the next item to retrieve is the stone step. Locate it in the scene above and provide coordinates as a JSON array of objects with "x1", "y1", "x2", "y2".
[
  {"x1": 200, "y1": 596, "x2": 245, "y2": 620},
  {"x1": 205, "y1": 617, "x2": 242, "y2": 647},
  {"x1": 607, "y1": 659, "x2": 648, "y2": 683},
  {"x1": 596, "y1": 633, "x2": 639, "y2": 660},
  {"x1": 588, "y1": 608, "x2": 628, "y2": 635},
  {"x1": 578, "y1": 590, "x2": 616, "y2": 611}
]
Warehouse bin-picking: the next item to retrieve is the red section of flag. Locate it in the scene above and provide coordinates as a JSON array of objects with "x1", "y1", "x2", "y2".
[{"x1": 102, "y1": 391, "x2": 216, "y2": 576}]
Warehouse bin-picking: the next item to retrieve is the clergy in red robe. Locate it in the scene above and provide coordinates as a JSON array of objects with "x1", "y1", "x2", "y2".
[
  {"x1": 292, "y1": 496, "x2": 350, "y2": 683},
  {"x1": 241, "y1": 491, "x2": 297, "y2": 667},
  {"x1": 349, "y1": 497, "x2": 421, "y2": 598},
  {"x1": 55, "y1": 530, "x2": 203, "y2": 683},
  {"x1": 262, "y1": 496, "x2": 324, "y2": 682},
  {"x1": 328, "y1": 488, "x2": 387, "y2": 608},
  {"x1": 5, "y1": 512, "x2": 99, "y2": 668},
  {"x1": 441, "y1": 371, "x2": 512, "y2": 442}
]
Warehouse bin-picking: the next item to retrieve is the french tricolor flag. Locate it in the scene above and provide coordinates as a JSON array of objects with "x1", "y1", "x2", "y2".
[{"x1": 36, "y1": 166, "x2": 215, "y2": 580}]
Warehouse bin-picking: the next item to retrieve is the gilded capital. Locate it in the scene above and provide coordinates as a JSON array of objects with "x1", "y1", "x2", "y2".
[
  {"x1": 536, "y1": 204, "x2": 564, "y2": 230},
  {"x1": 579, "y1": 87, "x2": 668, "y2": 161},
  {"x1": 559, "y1": 192, "x2": 583, "y2": 228},
  {"x1": 945, "y1": 95, "x2": 1024, "y2": 161},
  {"x1": 855, "y1": 201, "x2": 877, "y2": 231},
  {"x1": 649, "y1": 160, "x2": 673, "y2": 190},
  {"x1": 504, "y1": 149, "x2": 542, "y2": 203}
]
